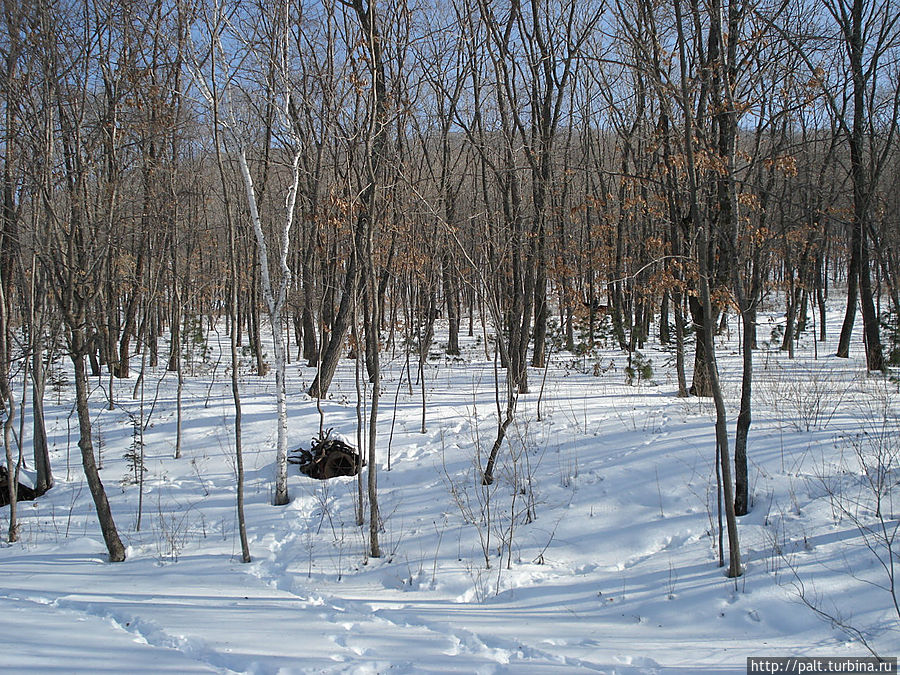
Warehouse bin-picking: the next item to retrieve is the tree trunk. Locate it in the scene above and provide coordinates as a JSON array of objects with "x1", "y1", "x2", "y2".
[
  {"x1": 364, "y1": 284, "x2": 378, "y2": 383},
  {"x1": 674, "y1": 0, "x2": 740, "y2": 576},
  {"x1": 115, "y1": 243, "x2": 145, "y2": 379},
  {"x1": 532, "y1": 267, "x2": 549, "y2": 368},
  {"x1": 31, "y1": 347, "x2": 52, "y2": 495},
  {"x1": 210, "y1": 43, "x2": 251, "y2": 560},
  {"x1": 301, "y1": 233, "x2": 319, "y2": 366},
  {"x1": 858, "y1": 229, "x2": 884, "y2": 370},
  {"x1": 1, "y1": 279, "x2": 17, "y2": 541},
  {"x1": 659, "y1": 291, "x2": 671, "y2": 344},
  {"x1": 701, "y1": 248, "x2": 742, "y2": 578},
  {"x1": 148, "y1": 302, "x2": 159, "y2": 368},
  {"x1": 71, "y1": 330, "x2": 126, "y2": 562},
  {"x1": 733, "y1": 305, "x2": 753, "y2": 516},
  {"x1": 482, "y1": 389, "x2": 516, "y2": 486},
  {"x1": 673, "y1": 290, "x2": 689, "y2": 397},
  {"x1": 308, "y1": 245, "x2": 358, "y2": 398},
  {"x1": 230, "y1": 230, "x2": 251, "y2": 561},
  {"x1": 836, "y1": 0, "x2": 885, "y2": 370},
  {"x1": 167, "y1": 286, "x2": 182, "y2": 372},
  {"x1": 816, "y1": 253, "x2": 827, "y2": 342},
  {"x1": 365, "y1": 232, "x2": 382, "y2": 559},
  {"x1": 237, "y1": 147, "x2": 298, "y2": 507},
  {"x1": 688, "y1": 294, "x2": 716, "y2": 397},
  {"x1": 443, "y1": 253, "x2": 460, "y2": 356}
]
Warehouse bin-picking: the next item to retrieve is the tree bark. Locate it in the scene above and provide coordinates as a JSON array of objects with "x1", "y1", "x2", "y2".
[
  {"x1": 237, "y1": 147, "x2": 299, "y2": 506},
  {"x1": 0, "y1": 278, "x2": 18, "y2": 542},
  {"x1": 688, "y1": 294, "x2": 716, "y2": 397},
  {"x1": 31, "y1": 341, "x2": 52, "y2": 495},
  {"x1": 834, "y1": 0, "x2": 885, "y2": 370},
  {"x1": 72, "y1": 329, "x2": 126, "y2": 562},
  {"x1": 674, "y1": 0, "x2": 741, "y2": 576},
  {"x1": 733, "y1": 306, "x2": 754, "y2": 517}
]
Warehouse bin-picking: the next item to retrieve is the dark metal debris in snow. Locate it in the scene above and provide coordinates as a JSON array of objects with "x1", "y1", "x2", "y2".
[{"x1": 288, "y1": 431, "x2": 364, "y2": 480}]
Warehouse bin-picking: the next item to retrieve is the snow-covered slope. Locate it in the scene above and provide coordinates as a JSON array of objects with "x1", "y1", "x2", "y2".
[{"x1": 2, "y1": 308, "x2": 897, "y2": 673}]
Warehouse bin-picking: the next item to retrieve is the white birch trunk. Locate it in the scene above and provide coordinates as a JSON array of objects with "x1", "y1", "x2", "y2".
[{"x1": 237, "y1": 147, "x2": 301, "y2": 506}]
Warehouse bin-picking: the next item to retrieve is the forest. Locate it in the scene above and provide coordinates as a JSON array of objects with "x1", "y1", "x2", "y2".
[{"x1": 1, "y1": 0, "x2": 900, "y2": 670}]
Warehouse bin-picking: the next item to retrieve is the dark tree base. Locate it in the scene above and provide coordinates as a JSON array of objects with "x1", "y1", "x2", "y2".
[{"x1": 0, "y1": 466, "x2": 38, "y2": 507}]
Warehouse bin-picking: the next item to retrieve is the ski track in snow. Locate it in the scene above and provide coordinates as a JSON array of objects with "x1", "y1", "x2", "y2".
[{"x1": 0, "y1": 592, "x2": 223, "y2": 674}]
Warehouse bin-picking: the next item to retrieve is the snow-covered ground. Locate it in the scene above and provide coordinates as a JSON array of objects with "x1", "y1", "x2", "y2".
[{"x1": 2, "y1": 304, "x2": 898, "y2": 674}]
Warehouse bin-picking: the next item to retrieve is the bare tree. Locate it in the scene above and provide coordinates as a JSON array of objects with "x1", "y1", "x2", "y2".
[
  {"x1": 672, "y1": 0, "x2": 742, "y2": 577},
  {"x1": 827, "y1": 0, "x2": 899, "y2": 371},
  {"x1": 1, "y1": 0, "x2": 25, "y2": 540},
  {"x1": 342, "y1": 0, "x2": 396, "y2": 558},
  {"x1": 193, "y1": 0, "x2": 302, "y2": 506},
  {"x1": 26, "y1": 0, "x2": 130, "y2": 562},
  {"x1": 0, "y1": 279, "x2": 17, "y2": 541}
]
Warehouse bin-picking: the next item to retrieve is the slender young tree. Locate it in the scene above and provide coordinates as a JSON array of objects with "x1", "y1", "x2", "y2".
[
  {"x1": 24, "y1": 264, "x2": 54, "y2": 496},
  {"x1": 30, "y1": 0, "x2": 127, "y2": 562},
  {"x1": 828, "y1": 0, "x2": 898, "y2": 371},
  {"x1": 0, "y1": 279, "x2": 18, "y2": 542},
  {"x1": 1, "y1": 0, "x2": 24, "y2": 540},
  {"x1": 673, "y1": 0, "x2": 742, "y2": 577},
  {"x1": 192, "y1": 0, "x2": 302, "y2": 506},
  {"x1": 198, "y1": 0, "x2": 253, "y2": 561},
  {"x1": 343, "y1": 0, "x2": 394, "y2": 558},
  {"x1": 237, "y1": 139, "x2": 301, "y2": 505}
]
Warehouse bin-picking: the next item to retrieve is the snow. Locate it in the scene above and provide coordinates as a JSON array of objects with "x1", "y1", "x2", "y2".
[{"x1": 2, "y1": 306, "x2": 898, "y2": 674}]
